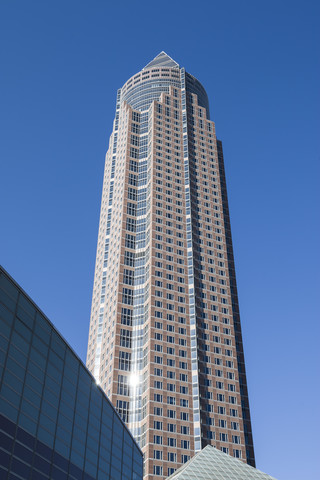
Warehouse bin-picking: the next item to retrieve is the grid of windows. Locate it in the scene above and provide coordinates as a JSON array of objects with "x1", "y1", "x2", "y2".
[{"x1": 87, "y1": 52, "x2": 255, "y2": 479}]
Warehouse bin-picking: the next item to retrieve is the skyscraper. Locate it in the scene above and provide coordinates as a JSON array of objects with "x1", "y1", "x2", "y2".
[{"x1": 86, "y1": 52, "x2": 255, "y2": 479}]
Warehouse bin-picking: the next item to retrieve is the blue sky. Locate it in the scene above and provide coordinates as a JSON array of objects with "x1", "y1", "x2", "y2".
[{"x1": 0, "y1": 1, "x2": 319, "y2": 479}]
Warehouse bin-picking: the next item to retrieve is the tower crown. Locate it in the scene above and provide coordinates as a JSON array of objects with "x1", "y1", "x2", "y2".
[{"x1": 143, "y1": 51, "x2": 179, "y2": 69}]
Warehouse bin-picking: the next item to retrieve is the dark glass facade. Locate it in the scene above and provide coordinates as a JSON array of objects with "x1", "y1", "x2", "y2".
[{"x1": 0, "y1": 266, "x2": 143, "y2": 480}]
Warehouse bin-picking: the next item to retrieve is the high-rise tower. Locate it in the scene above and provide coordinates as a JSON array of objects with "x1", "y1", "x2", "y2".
[{"x1": 86, "y1": 52, "x2": 255, "y2": 479}]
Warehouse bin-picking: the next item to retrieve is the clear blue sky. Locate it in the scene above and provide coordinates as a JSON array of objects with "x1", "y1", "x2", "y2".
[{"x1": 1, "y1": 1, "x2": 319, "y2": 479}]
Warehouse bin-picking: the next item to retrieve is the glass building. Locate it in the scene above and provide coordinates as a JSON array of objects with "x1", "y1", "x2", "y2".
[
  {"x1": 167, "y1": 445, "x2": 276, "y2": 480},
  {"x1": 0, "y1": 266, "x2": 143, "y2": 480},
  {"x1": 87, "y1": 52, "x2": 255, "y2": 479}
]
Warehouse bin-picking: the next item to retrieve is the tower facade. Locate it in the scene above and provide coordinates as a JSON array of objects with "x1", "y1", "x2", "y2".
[{"x1": 86, "y1": 52, "x2": 255, "y2": 479}]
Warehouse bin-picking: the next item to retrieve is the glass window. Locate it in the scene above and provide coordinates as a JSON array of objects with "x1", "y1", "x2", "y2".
[
  {"x1": 0, "y1": 306, "x2": 14, "y2": 330},
  {"x1": 16, "y1": 306, "x2": 34, "y2": 331},
  {"x1": 34, "y1": 315, "x2": 51, "y2": 344},
  {"x1": 31, "y1": 335, "x2": 49, "y2": 357},
  {"x1": 10, "y1": 331, "x2": 29, "y2": 355}
]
